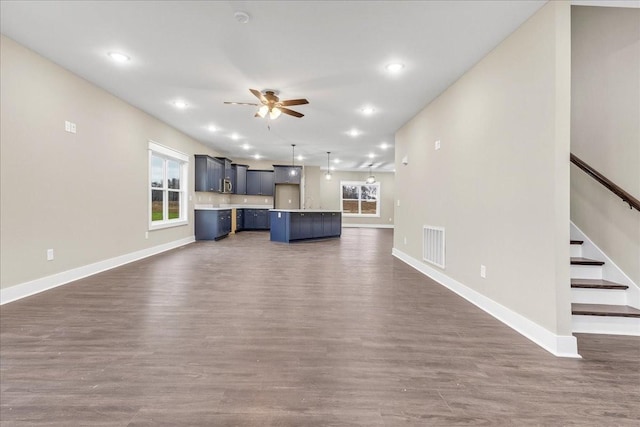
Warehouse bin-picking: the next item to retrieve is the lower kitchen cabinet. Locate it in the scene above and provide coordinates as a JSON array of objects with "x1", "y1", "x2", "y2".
[
  {"x1": 241, "y1": 209, "x2": 271, "y2": 230},
  {"x1": 195, "y1": 209, "x2": 232, "y2": 240},
  {"x1": 270, "y1": 210, "x2": 341, "y2": 243},
  {"x1": 235, "y1": 208, "x2": 244, "y2": 231}
]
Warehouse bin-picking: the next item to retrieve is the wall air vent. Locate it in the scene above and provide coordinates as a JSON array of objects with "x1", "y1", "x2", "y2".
[{"x1": 423, "y1": 225, "x2": 445, "y2": 269}]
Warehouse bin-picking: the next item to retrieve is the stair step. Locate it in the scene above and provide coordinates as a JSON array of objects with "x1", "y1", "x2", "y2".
[
  {"x1": 571, "y1": 257, "x2": 605, "y2": 266},
  {"x1": 571, "y1": 279, "x2": 628, "y2": 290},
  {"x1": 572, "y1": 303, "x2": 640, "y2": 318},
  {"x1": 570, "y1": 240, "x2": 584, "y2": 245}
]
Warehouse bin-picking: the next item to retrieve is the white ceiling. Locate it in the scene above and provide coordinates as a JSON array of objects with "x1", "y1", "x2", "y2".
[{"x1": 0, "y1": 0, "x2": 548, "y2": 172}]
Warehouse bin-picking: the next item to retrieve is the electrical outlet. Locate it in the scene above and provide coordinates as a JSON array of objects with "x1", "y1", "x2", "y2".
[
  {"x1": 435, "y1": 140, "x2": 441, "y2": 150},
  {"x1": 65, "y1": 121, "x2": 71, "y2": 132},
  {"x1": 288, "y1": 199, "x2": 292, "y2": 204},
  {"x1": 264, "y1": 198, "x2": 268, "y2": 203},
  {"x1": 145, "y1": 231, "x2": 149, "y2": 239},
  {"x1": 397, "y1": 200, "x2": 400, "y2": 207},
  {"x1": 70, "y1": 122, "x2": 77, "y2": 133},
  {"x1": 389, "y1": 217, "x2": 392, "y2": 222},
  {"x1": 244, "y1": 198, "x2": 247, "y2": 203},
  {"x1": 480, "y1": 265, "x2": 486, "y2": 278},
  {"x1": 47, "y1": 249, "x2": 54, "y2": 261},
  {"x1": 404, "y1": 237, "x2": 407, "y2": 245}
]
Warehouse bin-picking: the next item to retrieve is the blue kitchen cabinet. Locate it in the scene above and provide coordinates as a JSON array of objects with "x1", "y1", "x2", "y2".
[{"x1": 195, "y1": 209, "x2": 232, "y2": 240}]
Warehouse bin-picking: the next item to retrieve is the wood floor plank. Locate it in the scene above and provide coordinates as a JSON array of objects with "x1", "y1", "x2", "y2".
[{"x1": 1, "y1": 229, "x2": 639, "y2": 425}]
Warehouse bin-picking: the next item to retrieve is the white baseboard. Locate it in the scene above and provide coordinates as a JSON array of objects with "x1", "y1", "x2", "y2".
[
  {"x1": 0, "y1": 236, "x2": 195, "y2": 305},
  {"x1": 392, "y1": 248, "x2": 581, "y2": 358},
  {"x1": 342, "y1": 223, "x2": 394, "y2": 229}
]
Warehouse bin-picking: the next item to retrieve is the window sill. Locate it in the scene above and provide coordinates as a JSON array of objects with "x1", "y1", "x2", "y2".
[
  {"x1": 149, "y1": 220, "x2": 188, "y2": 231},
  {"x1": 342, "y1": 214, "x2": 380, "y2": 218}
]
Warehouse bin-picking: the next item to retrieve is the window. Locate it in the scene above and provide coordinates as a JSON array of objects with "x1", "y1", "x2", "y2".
[
  {"x1": 340, "y1": 181, "x2": 380, "y2": 217},
  {"x1": 149, "y1": 141, "x2": 189, "y2": 229}
]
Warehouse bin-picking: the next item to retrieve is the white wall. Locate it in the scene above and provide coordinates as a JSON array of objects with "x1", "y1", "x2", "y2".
[
  {"x1": 393, "y1": 1, "x2": 573, "y2": 350},
  {"x1": 570, "y1": 5, "x2": 640, "y2": 285},
  {"x1": 0, "y1": 35, "x2": 222, "y2": 290}
]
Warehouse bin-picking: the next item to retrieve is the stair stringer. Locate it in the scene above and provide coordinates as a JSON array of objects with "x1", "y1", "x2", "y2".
[{"x1": 570, "y1": 222, "x2": 639, "y2": 309}]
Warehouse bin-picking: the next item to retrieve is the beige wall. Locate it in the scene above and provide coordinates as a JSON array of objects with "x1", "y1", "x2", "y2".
[
  {"x1": 570, "y1": 6, "x2": 640, "y2": 285},
  {"x1": 304, "y1": 166, "x2": 395, "y2": 227},
  {"x1": 0, "y1": 35, "x2": 224, "y2": 289},
  {"x1": 394, "y1": 2, "x2": 572, "y2": 335}
]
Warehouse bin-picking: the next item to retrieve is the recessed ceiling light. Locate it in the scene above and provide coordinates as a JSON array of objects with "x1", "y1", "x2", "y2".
[
  {"x1": 368, "y1": 153, "x2": 376, "y2": 159},
  {"x1": 107, "y1": 51, "x2": 130, "y2": 63},
  {"x1": 380, "y1": 142, "x2": 389, "y2": 150},
  {"x1": 242, "y1": 143, "x2": 251, "y2": 150},
  {"x1": 173, "y1": 100, "x2": 188, "y2": 109},
  {"x1": 234, "y1": 11, "x2": 250, "y2": 24},
  {"x1": 297, "y1": 155, "x2": 304, "y2": 161},
  {"x1": 361, "y1": 106, "x2": 375, "y2": 115},
  {"x1": 333, "y1": 158, "x2": 341, "y2": 164},
  {"x1": 348, "y1": 129, "x2": 360, "y2": 137},
  {"x1": 385, "y1": 62, "x2": 405, "y2": 73},
  {"x1": 230, "y1": 133, "x2": 240, "y2": 140},
  {"x1": 207, "y1": 125, "x2": 217, "y2": 132},
  {"x1": 254, "y1": 154, "x2": 261, "y2": 160}
]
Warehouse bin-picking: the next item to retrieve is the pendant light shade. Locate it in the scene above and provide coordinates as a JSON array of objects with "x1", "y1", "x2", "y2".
[
  {"x1": 366, "y1": 163, "x2": 375, "y2": 184},
  {"x1": 325, "y1": 152, "x2": 332, "y2": 180}
]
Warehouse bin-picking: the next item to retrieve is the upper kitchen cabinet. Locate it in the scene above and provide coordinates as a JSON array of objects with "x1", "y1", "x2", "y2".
[
  {"x1": 195, "y1": 155, "x2": 223, "y2": 192},
  {"x1": 246, "y1": 170, "x2": 274, "y2": 196},
  {"x1": 234, "y1": 164, "x2": 248, "y2": 195},
  {"x1": 273, "y1": 165, "x2": 302, "y2": 184},
  {"x1": 216, "y1": 157, "x2": 233, "y2": 180}
]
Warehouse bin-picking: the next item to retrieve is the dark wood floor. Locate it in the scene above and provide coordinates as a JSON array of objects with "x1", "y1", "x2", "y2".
[{"x1": 1, "y1": 229, "x2": 639, "y2": 426}]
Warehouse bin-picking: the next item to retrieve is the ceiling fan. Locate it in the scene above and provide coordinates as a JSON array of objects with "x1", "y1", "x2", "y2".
[{"x1": 224, "y1": 89, "x2": 309, "y2": 120}]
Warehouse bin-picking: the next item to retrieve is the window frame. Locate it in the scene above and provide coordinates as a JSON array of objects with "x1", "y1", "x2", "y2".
[
  {"x1": 148, "y1": 141, "x2": 189, "y2": 230},
  {"x1": 340, "y1": 180, "x2": 381, "y2": 217}
]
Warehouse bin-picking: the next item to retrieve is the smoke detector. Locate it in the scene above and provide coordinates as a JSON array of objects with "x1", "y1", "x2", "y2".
[{"x1": 234, "y1": 11, "x2": 250, "y2": 24}]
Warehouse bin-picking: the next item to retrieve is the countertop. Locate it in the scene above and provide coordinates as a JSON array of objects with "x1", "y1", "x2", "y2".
[
  {"x1": 269, "y1": 209, "x2": 342, "y2": 213},
  {"x1": 194, "y1": 204, "x2": 273, "y2": 210}
]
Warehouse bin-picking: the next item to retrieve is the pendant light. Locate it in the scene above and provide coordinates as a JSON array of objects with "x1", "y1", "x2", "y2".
[
  {"x1": 366, "y1": 163, "x2": 376, "y2": 184},
  {"x1": 290, "y1": 144, "x2": 298, "y2": 176},
  {"x1": 325, "y1": 152, "x2": 332, "y2": 180}
]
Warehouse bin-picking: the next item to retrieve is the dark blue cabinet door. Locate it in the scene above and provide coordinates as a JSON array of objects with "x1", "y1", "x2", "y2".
[
  {"x1": 243, "y1": 209, "x2": 256, "y2": 229},
  {"x1": 235, "y1": 165, "x2": 247, "y2": 195},
  {"x1": 311, "y1": 213, "x2": 323, "y2": 238},
  {"x1": 236, "y1": 209, "x2": 244, "y2": 230},
  {"x1": 255, "y1": 209, "x2": 268, "y2": 229},
  {"x1": 331, "y1": 212, "x2": 342, "y2": 236},
  {"x1": 246, "y1": 171, "x2": 260, "y2": 195}
]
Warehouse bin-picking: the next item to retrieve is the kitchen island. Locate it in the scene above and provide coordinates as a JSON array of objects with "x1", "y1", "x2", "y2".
[{"x1": 269, "y1": 209, "x2": 342, "y2": 243}]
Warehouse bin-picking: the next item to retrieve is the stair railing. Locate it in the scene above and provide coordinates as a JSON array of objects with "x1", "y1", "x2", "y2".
[{"x1": 570, "y1": 153, "x2": 639, "y2": 212}]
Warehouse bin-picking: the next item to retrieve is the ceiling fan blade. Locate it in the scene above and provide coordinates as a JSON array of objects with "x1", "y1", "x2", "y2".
[
  {"x1": 249, "y1": 88, "x2": 267, "y2": 104},
  {"x1": 279, "y1": 107, "x2": 304, "y2": 118},
  {"x1": 279, "y1": 98, "x2": 309, "y2": 107},
  {"x1": 224, "y1": 101, "x2": 259, "y2": 106}
]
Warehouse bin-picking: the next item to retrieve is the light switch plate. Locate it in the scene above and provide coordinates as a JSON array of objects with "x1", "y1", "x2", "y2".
[{"x1": 435, "y1": 140, "x2": 441, "y2": 150}]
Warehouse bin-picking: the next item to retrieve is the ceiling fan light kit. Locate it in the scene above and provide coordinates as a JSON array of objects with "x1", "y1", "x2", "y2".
[{"x1": 225, "y1": 88, "x2": 308, "y2": 121}]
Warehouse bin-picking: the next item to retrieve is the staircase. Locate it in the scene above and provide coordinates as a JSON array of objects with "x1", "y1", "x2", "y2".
[{"x1": 570, "y1": 240, "x2": 640, "y2": 335}]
